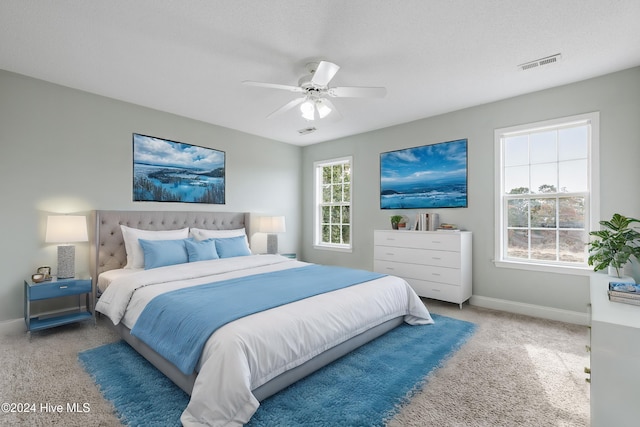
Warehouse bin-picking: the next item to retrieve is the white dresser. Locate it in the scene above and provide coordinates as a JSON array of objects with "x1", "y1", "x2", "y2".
[
  {"x1": 373, "y1": 230, "x2": 472, "y2": 308},
  {"x1": 590, "y1": 273, "x2": 640, "y2": 427}
]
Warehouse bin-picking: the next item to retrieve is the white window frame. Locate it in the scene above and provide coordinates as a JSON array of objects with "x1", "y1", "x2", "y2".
[
  {"x1": 494, "y1": 112, "x2": 600, "y2": 275},
  {"x1": 313, "y1": 156, "x2": 353, "y2": 252}
]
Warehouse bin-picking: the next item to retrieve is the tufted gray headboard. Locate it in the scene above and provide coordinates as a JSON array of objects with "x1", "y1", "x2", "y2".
[{"x1": 90, "y1": 210, "x2": 250, "y2": 285}]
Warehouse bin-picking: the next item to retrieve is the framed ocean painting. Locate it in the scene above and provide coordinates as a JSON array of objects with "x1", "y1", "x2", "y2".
[
  {"x1": 380, "y1": 139, "x2": 468, "y2": 209},
  {"x1": 132, "y1": 133, "x2": 225, "y2": 204}
]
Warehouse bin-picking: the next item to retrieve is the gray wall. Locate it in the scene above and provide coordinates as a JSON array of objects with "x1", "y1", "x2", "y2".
[
  {"x1": 0, "y1": 70, "x2": 301, "y2": 322},
  {"x1": 2, "y1": 67, "x2": 638, "y2": 323},
  {"x1": 301, "y1": 67, "x2": 640, "y2": 316}
]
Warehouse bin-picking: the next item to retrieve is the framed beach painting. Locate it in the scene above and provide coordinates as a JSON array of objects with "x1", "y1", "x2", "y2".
[
  {"x1": 132, "y1": 133, "x2": 225, "y2": 204},
  {"x1": 380, "y1": 139, "x2": 468, "y2": 209}
]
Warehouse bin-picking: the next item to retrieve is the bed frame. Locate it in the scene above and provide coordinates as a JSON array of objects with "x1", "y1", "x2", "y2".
[{"x1": 90, "y1": 210, "x2": 403, "y2": 401}]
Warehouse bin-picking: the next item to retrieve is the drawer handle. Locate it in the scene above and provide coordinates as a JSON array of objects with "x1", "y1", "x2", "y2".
[
  {"x1": 385, "y1": 252, "x2": 395, "y2": 256},
  {"x1": 386, "y1": 238, "x2": 396, "y2": 241},
  {"x1": 432, "y1": 257, "x2": 441, "y2": 260},
  {"x1": 59, "y1": 285, "x2": 68, "y2": 289},
  {"x1": 431, "y1": 240, "x2": 442, "y2": 244},
  {"x1": 431, "y1": 273, "x2": 441, "y2": 276},
  {"x1": 431, "y1": 288, "x2": 441, "y2": 292},
  {"x1": 385, "y1": 267, "x2": 395, "y2": 271}
]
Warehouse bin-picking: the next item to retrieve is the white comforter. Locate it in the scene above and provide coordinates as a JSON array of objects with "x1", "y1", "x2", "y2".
[{"x1": 96, "y1": 255, "x2": 433, "y2": 426}]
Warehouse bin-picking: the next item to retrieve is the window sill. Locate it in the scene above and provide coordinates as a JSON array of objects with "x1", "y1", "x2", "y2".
[
  {"x1": 313, "y1": 244, "x2": 352, "y2": 253},
  {"x1": 494, "y1": 259, "x2": 593, "y2": 276}
]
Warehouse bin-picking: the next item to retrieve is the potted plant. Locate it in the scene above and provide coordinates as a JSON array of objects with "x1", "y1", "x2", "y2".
[
  {"x1": 587, "y1": 213, "x2": 640, "y2": 278},
  {"x1": 390, "y1": 215, "x2": 404, "y2": 230}
]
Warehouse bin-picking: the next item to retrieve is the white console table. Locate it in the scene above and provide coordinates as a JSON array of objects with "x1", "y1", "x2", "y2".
[{"x1": 589, "y1": 273, "x2": 640, "y2": 427}]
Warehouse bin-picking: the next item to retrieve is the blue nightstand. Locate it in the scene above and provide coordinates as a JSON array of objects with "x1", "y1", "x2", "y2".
[{"x1": 24, "y1": 277, "x2": 94, "y2": 334}]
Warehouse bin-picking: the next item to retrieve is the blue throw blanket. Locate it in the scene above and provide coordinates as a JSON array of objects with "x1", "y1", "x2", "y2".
[{"x1": 130, "y1": 264, "x2": 386, "y2": 375}]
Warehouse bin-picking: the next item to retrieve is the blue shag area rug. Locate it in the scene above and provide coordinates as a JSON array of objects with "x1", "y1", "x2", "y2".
[{"x1": 79, "y1": 314, "x2": 475, "y2": 426}]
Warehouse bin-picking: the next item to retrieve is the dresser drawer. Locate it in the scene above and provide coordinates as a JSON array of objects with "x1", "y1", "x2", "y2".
[
  {"x1": 29, "y1": 279, "x2": 92, "y2": 300},
  {"x1": 374, "y1": 230, "x2": 460, "y2": 251},
  {"x1": 405, "y1": 278, "x2": 464, "y2": 304},
  {"x1": 374, "y1": 246, "x2": 460, "y2": 268},
  {"x1": 374, "y1": 260, "x2": 461, "y2": 286}
]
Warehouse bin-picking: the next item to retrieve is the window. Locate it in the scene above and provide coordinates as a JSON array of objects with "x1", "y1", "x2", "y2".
[
  {"x1": 495, "y1": 113, "x2": 599, "y2": 272},
  {"x1": 314, "y1": 157, "x2": 352, "y2": 251}
]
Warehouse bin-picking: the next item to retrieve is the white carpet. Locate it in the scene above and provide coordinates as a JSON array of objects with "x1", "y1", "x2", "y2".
[{"x1": 0, "y1": 299, "x2": 589, "y2": 426}]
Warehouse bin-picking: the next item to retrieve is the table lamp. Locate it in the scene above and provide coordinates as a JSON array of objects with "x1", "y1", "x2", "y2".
[
  {"x1": 259, "y1": 216, "x2": 286, "y2": 254},
  {"x1": 45, "y1": 215, "x2": 88, "y2": 279}
]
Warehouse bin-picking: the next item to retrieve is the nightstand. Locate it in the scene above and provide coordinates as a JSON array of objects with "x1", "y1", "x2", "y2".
[{"x1": 24, "y1": 277, "x2": 94, "y2": 334}]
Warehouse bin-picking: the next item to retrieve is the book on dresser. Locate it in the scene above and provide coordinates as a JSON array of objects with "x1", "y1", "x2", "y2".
[{"x1": 608, "y1": 282, "x2": 640, "y2": 305}]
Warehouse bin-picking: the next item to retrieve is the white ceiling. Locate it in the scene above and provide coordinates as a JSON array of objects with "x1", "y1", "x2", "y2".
[{"x1": 2, "y1": 1, "x2": 639, "y2": 146}]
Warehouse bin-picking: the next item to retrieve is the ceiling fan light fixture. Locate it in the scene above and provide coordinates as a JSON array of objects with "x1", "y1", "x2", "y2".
[
  {"x1": 300, "y1": 99, "x2": 315, "y2": 120},
  {"x1": 316, "y1": 99, "x2": 332, "y2": 119}
]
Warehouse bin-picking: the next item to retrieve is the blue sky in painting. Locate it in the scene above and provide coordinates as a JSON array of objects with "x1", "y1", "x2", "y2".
[
  {"x1": 381, "y1": 139, "x2": 467, "y2": 190},
  {"x1": 133, "y1": 134, "x2": 224, "y2": 171}
]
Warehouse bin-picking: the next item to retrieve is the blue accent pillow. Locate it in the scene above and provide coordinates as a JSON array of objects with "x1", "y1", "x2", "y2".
[
  {"x1": 214, "y1": 235, "x2": 252, "y2": 258},
  {"x1": 138, "y1": 238, "x2": 189, "y2": 269},
  {"x1": 185, "y1": 238, "x2": 219, "y2": 262}
]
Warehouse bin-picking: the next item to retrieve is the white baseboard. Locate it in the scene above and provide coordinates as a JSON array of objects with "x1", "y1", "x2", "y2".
[
  {"x1": 0, "y1": 318, "x2": 26, "y2": 336},
  {"x1": 470, "y1": 295, "x2": 590, "y2": 326}
]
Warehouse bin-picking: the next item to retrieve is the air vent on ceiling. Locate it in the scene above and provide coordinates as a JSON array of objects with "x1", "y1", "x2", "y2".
[
  {"x1": 298, "y1": 127, "x2": 317, "y2": 135},
  {"x1": 518, "y1": 53, "x2": 562, "y2": 71}
]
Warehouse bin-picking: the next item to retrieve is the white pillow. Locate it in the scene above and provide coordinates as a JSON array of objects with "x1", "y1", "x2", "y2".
[
  {"x1": 120, "y1": 225, "x2": 189, "y2": 269},
  {"x1": 189, "y1": 227, "x2": 247, "y2": 241}
]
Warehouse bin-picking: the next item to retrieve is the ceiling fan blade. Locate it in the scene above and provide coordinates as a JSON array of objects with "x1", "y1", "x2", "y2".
[
  {"x1": 266, "y1": 97, "x2": 305, "y2": 119},
  {"x1": 242, "y1": 81, "x2": 304, "y2": 93},
  {"x1": 328, "y1": 86, "x2": 387, "y2": 98},
  {"x1": 311, "y1": 61, "x2": 340, "y2": 86}
]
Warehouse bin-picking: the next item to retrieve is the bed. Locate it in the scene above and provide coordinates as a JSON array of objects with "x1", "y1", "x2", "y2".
[{"x1": 90, "y1": 210, "x2": 433, "y2": 426}]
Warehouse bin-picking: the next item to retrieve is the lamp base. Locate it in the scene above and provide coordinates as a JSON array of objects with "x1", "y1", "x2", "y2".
[
  {"x1": 57, "y1": 245, "x2": 75, "y2": 279},
  {"x1": 266, "y1": 234, "x2": 278, "y2": 255}
]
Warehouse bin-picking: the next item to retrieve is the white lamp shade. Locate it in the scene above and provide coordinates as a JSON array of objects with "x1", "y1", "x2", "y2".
[
  {"x1": 45, "y1": 215, "x2": 88, "y2": 243},
  {"x1": 259, "y1": 216, "x2": 286, "y2": 234}
]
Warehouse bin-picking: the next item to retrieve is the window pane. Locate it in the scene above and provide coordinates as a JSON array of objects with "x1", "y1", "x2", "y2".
[
  {"x1": 507, "y1": 199, "x2": 528, "y2": 227},
  {"x1": 332, "y1": 184, "x2": 342, "y2": 203},
  {"x1": 342, "y1": 206, "x2": 350, "y2": 224},
  {"x1": 322, "y1": 166, "x2": 331, "y2": 184},
  {"x1": 322, "y1": 184, "x2": 331, "y2": 203},
  {"x1": 504, "y1": 165, "x2": 530, "y2": 194},
  {"x1": 341, "y1": 226, "x2": 350, "y2": 244},
  {"x1": 322, "y1": 206, "x2": 330, "y2": 223},
  {"x1": 330, "y1": 206, "x2": 340, "y2": 223},
  {"x1": 559, "y1": 230, "x2": 587, "y2": 262},
  {"x1": 331, "y1": 225, "x2": 341, "y2": 243},
  {"x1": 530, "y1": 131, "x2": 557, "y2": 164},
  {"x1": 559, "y1": 126, "x2": 588, "y2": 161},
  {"x1": 507, "y1": 229, "x2": 528, "y2": 259},
  {"x1": 343, "y1": 163, "x2": 351, "y2": 183},
  {"x1": 530, "y1": 198, "x2": 556, "y2": 228},
  {"x1": 504, "y1": 135, "x2": 528, "y2": 167},
  {"x1": 559, "y1": 159, "x2": 587, "y2": 192},
  {"x1": 530, "y1": 163, "x2": 557, "y2": 193},
  {"x1": 530, "y1": 230, "x2": 556, "y2": 261},
  {"x1": 558, "y1": 197, "x2": 585, "y2": 228},
  {"x1": 332, "y1": 165, "x2": 342, "y2": 184},
  {"x1": 322, "y1": 225, "x2": 330, "y2": 243},
  {"x1": 344, "y1": 183, "x2": 351, "y2": 202}
]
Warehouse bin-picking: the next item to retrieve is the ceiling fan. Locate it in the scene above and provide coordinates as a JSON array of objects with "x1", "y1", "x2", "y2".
[{"x1": 242, "y1": 60, "x2": 387, "y2": 121}]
